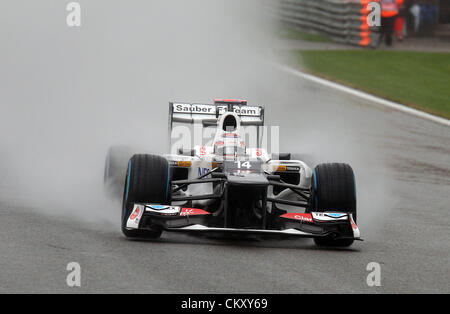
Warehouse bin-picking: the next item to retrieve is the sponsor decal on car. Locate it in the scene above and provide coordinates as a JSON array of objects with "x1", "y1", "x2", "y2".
[
  {"x1": 223, "y1": 133, "x2": 238, "y2": 138},
  {"x1": 218, "y1": 106, "x2": 260, "y2": 117},
  {"x1": 126, "y1": 205, "x2": 144, "y2": 229},
  {"x1": 173, "y1": 103, "x2": 216, "y2": 114},
  {"x1": 349, "y1": 215, "x2": 358, "y2": 230},
  {"x1": 312, "y1": 212, "x2": 349, "y2": 222},
  {"x1": 145, "y1": 205, "x2": 181, "y2": 216},
  {"x1": 349, "y1": 215, "x2": 361, "y2": 238},
  {"x1": 325, "y1": 213, "x2": 347, "y2": 218},
  {"x1": 280, "y1": 213, "x2": 313, "y2": 223},
  {"x1": 180, "y1": 208, "x2": 211, "y2": 216},
  {"x1": 129, "y1": 206, "x2": 141, "y2": 220},
  {"x1": 143, "y1": 205, "x2": 210, "y2": 217},
  {"x1": 198, "y1": 167, "x2": 210, "y2": 177},
  {"x1": 172, "y1": 103, "x2": 261, "y2": 117},
  {"x1": 148, "y1": 205, "x2": 169, "y2": 210}
]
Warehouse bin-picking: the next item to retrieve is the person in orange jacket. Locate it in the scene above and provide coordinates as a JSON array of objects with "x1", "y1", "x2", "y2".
[
  {"x1": 380, "y1": 0, "x2": 404, "y2": 46},
  {"x1": 394, "y1": 0, "x2": 408, "y2": 41}
]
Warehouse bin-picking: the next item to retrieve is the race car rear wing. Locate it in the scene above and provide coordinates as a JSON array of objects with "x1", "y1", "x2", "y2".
[
  {"x1": 168, "y1": 101, "x2": 265, "y2": 147},
  {"x1": 169, "y1": 102, "x2": 265, "y2": 126}
]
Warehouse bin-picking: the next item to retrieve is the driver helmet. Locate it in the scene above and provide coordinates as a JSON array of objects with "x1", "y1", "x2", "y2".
[{"x1": 214, "y1": 133, "x2": 246, "y2": 157}]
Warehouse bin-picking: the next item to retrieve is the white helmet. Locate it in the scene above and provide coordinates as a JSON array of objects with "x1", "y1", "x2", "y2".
[{"x1": 214, "y1": 133, "x2": 246, "y2": 157}]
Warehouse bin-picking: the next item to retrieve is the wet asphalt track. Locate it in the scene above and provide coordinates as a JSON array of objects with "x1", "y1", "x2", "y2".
[{"x1": 1, "y1": 66, "x2": 449, "y2": 294}]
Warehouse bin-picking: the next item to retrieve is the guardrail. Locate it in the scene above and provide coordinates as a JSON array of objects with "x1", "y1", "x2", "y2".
[{"x1": 277, "y1": 0, "x2": 379, "y2": 47}]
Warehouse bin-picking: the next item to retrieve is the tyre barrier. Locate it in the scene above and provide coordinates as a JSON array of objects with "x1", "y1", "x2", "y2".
[{"x1": 274, "y1": 0, "x2": 380, "y2": 47}]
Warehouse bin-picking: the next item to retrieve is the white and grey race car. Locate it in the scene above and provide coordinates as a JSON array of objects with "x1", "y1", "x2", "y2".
[{"x1": 105, "y1": 99, "x2": 361, "y2": 247}]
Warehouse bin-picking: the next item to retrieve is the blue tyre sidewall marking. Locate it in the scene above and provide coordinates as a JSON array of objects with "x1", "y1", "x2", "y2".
[
  {"x1": 165, "y1": 165, "x2": 170, "y2": 201},
  {"x1": 126, "y1": 160, "x2": 132, "y2": 201},
  {"x1": 313, "y1": 169, "x2": 318, "y2": 211},
  {"x1": 313, "y1": 169, "x2": 317, "y2": 190}
]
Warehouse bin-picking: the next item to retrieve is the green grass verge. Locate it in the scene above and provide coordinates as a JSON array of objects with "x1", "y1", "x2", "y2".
[
  {"x1": 295, "y1": 50, "x2": 450, "y2": 119},
  {"x1": 280, "y1": 26, "x2": 331, "y2": 42}
]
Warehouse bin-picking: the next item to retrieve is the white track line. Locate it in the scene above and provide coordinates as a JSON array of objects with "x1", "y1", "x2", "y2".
[{"x1": 280, "y1": 65, "x2": 450, "y2": 127}]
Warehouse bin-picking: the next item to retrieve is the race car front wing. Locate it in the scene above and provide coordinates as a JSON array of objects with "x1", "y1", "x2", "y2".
[{"x1": 126, "y1": 204, "x2": 362, "y2": 241}]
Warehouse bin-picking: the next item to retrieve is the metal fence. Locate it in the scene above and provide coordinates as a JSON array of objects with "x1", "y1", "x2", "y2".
[{"x1": 277, "y1": 0, "x2": 379, "y2": 47}]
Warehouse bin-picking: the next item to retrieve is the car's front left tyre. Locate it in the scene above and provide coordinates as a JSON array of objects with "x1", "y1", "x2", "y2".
[{"x1": 310, "y1": 163, "x2": 357, "y2": 248}]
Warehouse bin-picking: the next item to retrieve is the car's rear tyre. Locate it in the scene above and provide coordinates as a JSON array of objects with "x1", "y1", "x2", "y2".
[
  {"x1": 104, "y1": 145, "x2": 133, "y2": 197},
  {"x1": 310, "y1": 163, "x2": 356, "y2": 248},
  {"x1": 121, "y1": 154, "x2": 170, "y2": 239}
]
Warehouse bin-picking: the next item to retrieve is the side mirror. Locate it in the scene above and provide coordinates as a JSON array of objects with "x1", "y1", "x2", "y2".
[
  {"x1": 178, "y1": 148, "x2": 195, "y2": 156},
  {"x1": 272, "y1": 153, "x2": 291, "y2": 160},
  {"x1": 202, "y1": 119, "x2": 218, "y2": 127}
]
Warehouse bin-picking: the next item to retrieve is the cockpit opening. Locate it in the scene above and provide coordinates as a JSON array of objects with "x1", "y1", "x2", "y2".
[{"x1": 222, "y1": 115, "x2": 237, "y2": 132}]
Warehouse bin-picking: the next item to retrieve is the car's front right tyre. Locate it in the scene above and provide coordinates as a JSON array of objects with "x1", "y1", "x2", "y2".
[{"x1": 121, "y1": 154, "x2": 170, "y2": 239}]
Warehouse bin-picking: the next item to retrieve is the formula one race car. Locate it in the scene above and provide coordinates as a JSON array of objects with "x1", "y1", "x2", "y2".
[{"x1": 104, "y1": 99, "x2": 361, "y2": 247}]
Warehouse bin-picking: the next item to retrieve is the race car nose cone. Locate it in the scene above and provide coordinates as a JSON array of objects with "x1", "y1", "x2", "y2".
[{"x1": 227, "y1": 173, "x2": 268, "y2": 187}]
